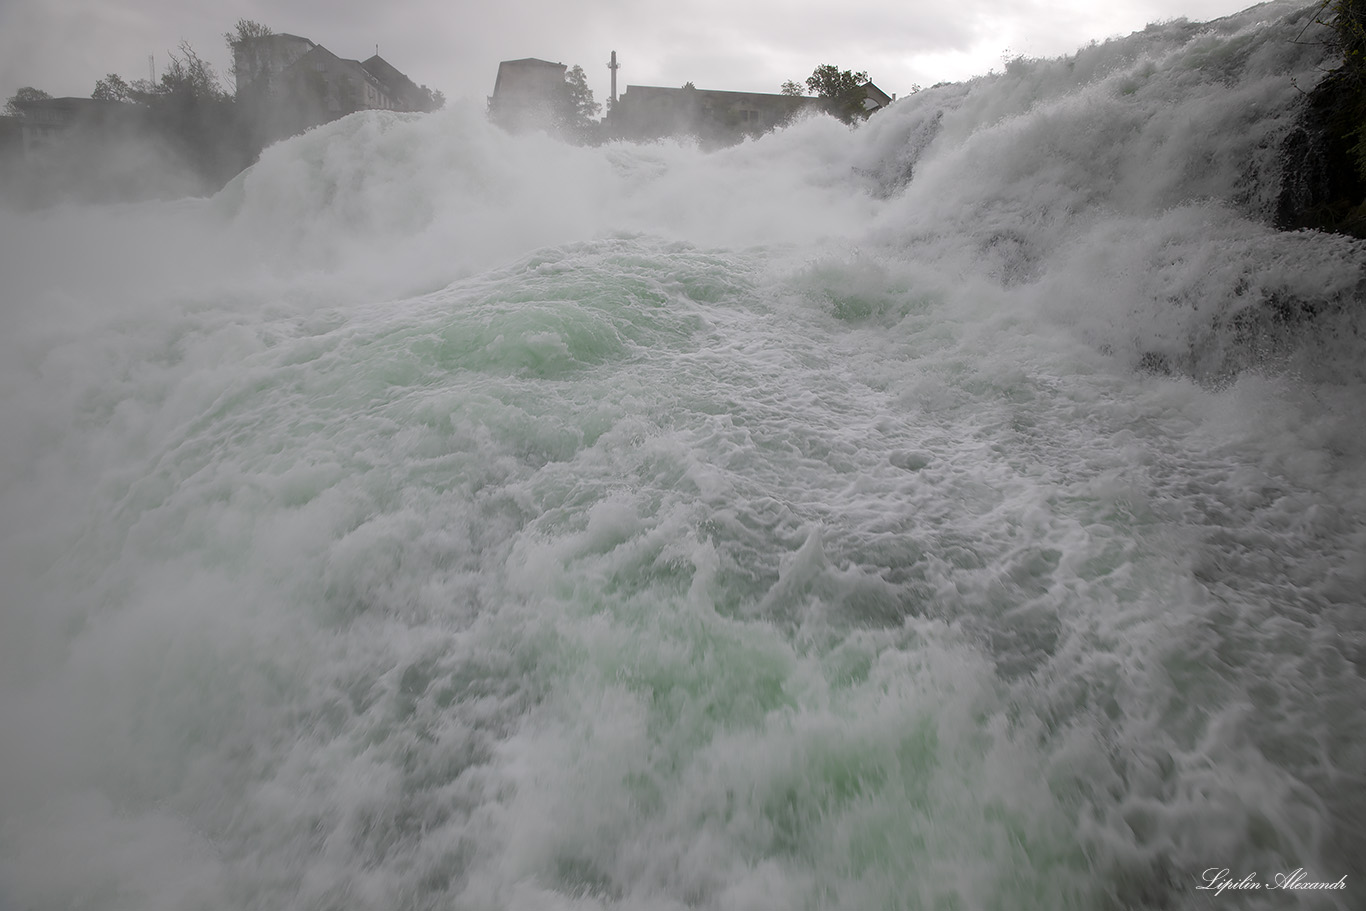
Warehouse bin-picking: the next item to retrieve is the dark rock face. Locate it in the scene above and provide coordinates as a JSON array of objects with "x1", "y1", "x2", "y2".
[{"x1": 1276, "y1": 69, "x2": 1366, "y2": 235}]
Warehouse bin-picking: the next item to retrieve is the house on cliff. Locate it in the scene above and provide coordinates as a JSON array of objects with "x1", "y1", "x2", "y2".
[
  {"x1": 487, "y1": 58, "x2": 570, "y2": 132},
  {"x1": 233, "y1": 33, "x2": 438, "y2": 139},
  {"x1": 856, "y1": 83, "x2": 894, "y2": 115},
  {"x1": 360, "y1": 54, "x2": 432, "y2": 113},
  {"x1": 485, "y1": 53, "x2": 894, "y2": 145},
  {"x1": 605, "y1": 80, "x2": 892, "y2": 145},
  {"x1": 1, "y1": 96, "x2": 206, "y2": 204},
  {"x1": 606, "y1": 84, "x2": 822, "y2": 144},
  {"x1": 233, "y1": 33, "x2": 317, "y2": 97},
  {"x1": 7, "y1": 96, "x2": 147, "y2": 161},
  {"x1": 0, "y1": 114, "x2": 21, "y2": 161}
]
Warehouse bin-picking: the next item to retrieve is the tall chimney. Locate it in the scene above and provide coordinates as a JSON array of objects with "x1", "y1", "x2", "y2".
[{"x1": 608, "y1": 50, "x2": 619, "y2": 105}]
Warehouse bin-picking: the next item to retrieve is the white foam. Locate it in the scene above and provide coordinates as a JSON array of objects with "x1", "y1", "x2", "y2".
[{"x1": 3, "y1": 2, "x2": 1364, "y2": 908}]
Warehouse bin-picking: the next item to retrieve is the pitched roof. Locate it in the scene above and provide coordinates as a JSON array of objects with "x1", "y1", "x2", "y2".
[
  {"x1": 861, "y1": 82, "x2": 893, "y2": 106},
  {"x1": 362, "y1": 55, "x2": 422, "y2": 103}
]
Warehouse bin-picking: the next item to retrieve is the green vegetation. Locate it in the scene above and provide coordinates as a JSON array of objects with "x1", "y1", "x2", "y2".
[
  {"x1": 133, "y1": 42, "x2": 246, "y2": 188},
  {"x1": 3, "y1": 86, "x2": 50, "y2": 115},
  {"x1": 1276, "y1": 0, "x2": 1366, "y2": 233},
  {"x1": 2, "y1": 18, "x2": 447, "y2": 204},
  {"x1": 781, "y1": 65, "x2": 875, "y2": 123},
  {"x1": 224, "y1": 17, "x2": 273, "y2": 73},
  {"x1": 805, "y1": 64, "x2": 868, "y2": 100},
  {"x1": 1323, "y1": 0, "x2": 1366, "y2": 64},
  {"x1": 557, "y1": 64, "x2": 600, "y2": 143},
  {"x1": 91, "y1": 74, "x2": 131, "y2": 102},
  {"x1": 565, "y1": 64, "x2": 599, "y2": 120}
]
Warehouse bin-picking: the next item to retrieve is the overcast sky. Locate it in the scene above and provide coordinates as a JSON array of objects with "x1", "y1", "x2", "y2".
[{"x1": 3, "y1": 0, "x2": 1264, "y2": 110}]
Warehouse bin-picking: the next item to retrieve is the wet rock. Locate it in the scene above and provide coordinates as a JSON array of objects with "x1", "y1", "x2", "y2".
[{"x1": 1276, "y1": 69, "x2": 1366, "y2": 235}]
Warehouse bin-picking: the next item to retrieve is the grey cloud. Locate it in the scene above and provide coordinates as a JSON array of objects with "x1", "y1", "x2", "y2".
[{"x1": 4, "y1": 0, "x2": 1257, "y2": 121}]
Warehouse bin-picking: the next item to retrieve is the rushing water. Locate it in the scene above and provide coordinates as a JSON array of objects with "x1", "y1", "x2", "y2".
[{"x1": 2, "y1": 4, "x2": 1365, "y2": 909}]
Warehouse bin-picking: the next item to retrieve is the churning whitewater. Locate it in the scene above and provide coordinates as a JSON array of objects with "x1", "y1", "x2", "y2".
[{"x1": 2, "y1": 3, "x2": 1365, "y2": 909}]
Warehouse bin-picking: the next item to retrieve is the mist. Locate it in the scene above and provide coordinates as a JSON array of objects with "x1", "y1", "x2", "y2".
[{"x1": 3, "y1": 3, "x2": 1365, "y2": 909}]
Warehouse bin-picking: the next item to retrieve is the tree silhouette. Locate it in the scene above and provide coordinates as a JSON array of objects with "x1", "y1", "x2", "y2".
[
  {"x1": 92, "y1": 74, "x2": 132, "y2": 102},
  {"x1": 5, "y1": 86, "x2": 51, "y2": 116},
  {"x1": 804, "y1": 64, "x2": 871, "y2": 123}
]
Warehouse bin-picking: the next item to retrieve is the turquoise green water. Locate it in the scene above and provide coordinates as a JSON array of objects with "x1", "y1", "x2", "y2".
[{"x1": 2, "y1": 4, "x2": 1365, "y2": 909}]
